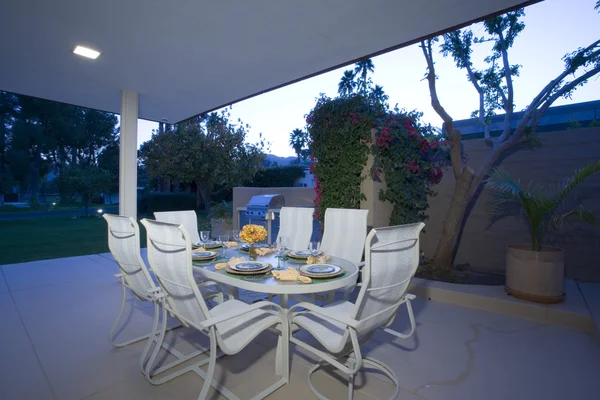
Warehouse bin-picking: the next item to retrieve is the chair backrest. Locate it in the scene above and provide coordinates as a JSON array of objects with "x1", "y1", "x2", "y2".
[
  {"x1": 276, "y1": 207, "x2": 314, "y2": 251},
  {"x1": 140, "y1": 218, "x2": 210, "y2": 329},
  {"x1": 353, "y1": 222, "x2": 425, "y2": 336},
  {"x1": 103, "y1": 214, "x2": 157, "y2": 300},
  {"x1": 154, "y1": 210, "x2": 201, "y2": 243},
  {"x1": 320, "y1": 208, "x2": 369, "y2": 266}
]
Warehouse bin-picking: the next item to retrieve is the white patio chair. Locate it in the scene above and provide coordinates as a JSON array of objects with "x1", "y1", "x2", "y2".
[
  {"x1": 289, "y1": 222, "x2": 425, "y2": 400},
  {"x1": 268, "y1": 206, "x2": 314, "y2": 303},
  {"x1": 155, "y1": 209, "x2": 239, "y2": 299},
  {"x1": 154, "y1": 210, "x2": 202, "y2": 243},
  {"x1": 316, "y1": 208, "x2": 368, "y2": 304},
  {"x1": 140, "y1": 218, "x2": 289, "y2": 400},
  {"x1": 103, "y1": 213, "x2": 224, "y2": 377},
  {"x1": 277, "y1": 206, "x2": 314, "y2": 251}
]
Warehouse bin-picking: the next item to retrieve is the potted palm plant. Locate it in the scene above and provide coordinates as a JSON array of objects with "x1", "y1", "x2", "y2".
[{"x1": 487, "y1": 161, "x2": 600, "y2": 304}]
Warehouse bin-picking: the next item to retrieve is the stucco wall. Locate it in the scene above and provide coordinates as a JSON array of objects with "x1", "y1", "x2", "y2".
[{"x1": 421, "y1": 127, "x2": 600, "y2": 282}]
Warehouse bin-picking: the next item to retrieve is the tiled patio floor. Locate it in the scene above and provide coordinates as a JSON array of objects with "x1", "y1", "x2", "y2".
[{"x1": 1, "y1": 253, "x2": 599, "y2": 400}]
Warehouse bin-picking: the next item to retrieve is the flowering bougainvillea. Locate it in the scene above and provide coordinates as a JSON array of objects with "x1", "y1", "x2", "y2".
[
  {"x1": 305, "y1": 94, "x2": 370, "y2": 224},
  {"x1": 370, "y1": 108, "x2": 449, "y2": 225},
  {"x1": 306, "y1": 92, "x2": 448, "y2": 226}
]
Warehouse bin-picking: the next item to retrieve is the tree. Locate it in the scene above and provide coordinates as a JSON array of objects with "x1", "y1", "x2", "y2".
[
  {"x1": 289, "y1": 128, "x2": 309, "y2": 161},
  {"x1": 338, "y1": 70, "x2": 356, "y2": 96},
  {"x1": 61, "y1": 165, "x2": 112, "y2": 216},
  {"x1": 420, "y1": 8, "x2": 600, "y2": 273},
  {"x1": 0, "y1": 92, "x2": 18, "y2": 205},
  {"x1": 354, "y1": 59, "x2": 375, "y2": 92},
  {"x1": 140, "y1": 109, "x2": 266, "y2": 213},
  {"x1": 338, "y1": 59, "x2": 376, "y2": 96}
]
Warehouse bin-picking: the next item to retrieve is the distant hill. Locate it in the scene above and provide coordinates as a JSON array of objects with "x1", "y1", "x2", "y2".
[{"x1": 264, "y1": 154, "x2": 298, "y2": 167}]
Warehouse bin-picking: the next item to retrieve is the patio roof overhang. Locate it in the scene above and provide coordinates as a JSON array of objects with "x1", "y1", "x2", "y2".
[{"x1": 0, "y1": 0, "x2": 539, "y2": 124}]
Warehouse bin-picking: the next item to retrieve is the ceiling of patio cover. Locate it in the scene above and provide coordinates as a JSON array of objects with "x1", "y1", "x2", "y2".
[{"x1": 0, "y1": 0, "x2": 538, "y2": 123}]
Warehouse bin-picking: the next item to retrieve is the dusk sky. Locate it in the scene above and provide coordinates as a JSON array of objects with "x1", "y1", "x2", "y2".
[{"x1": 136, "y1": 0, "x2": 599, "y2": 157}]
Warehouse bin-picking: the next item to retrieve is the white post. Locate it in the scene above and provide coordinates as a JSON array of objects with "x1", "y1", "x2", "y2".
[{"x1": 119, "y1": 90, "x2": 138, "y2": 217}]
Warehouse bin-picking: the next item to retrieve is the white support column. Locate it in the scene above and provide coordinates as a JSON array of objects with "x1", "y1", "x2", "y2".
[{"x1": 119, "y1": 90, "x2": 138, "y2": 217}]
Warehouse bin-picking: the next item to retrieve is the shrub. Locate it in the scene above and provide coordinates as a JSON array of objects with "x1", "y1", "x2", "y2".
[
  {"x1": 138, "y1": 192, "x2": 199, "y2": 215},
  {"x1": 209, "y1": 201, "x2": 233, "y2": 223},
  {"x1": 306, "y1": 93, "x2": 447, "y2": 225},
  {"x1": 247, "y1": 166, "x2": 306, "y2": 187}
]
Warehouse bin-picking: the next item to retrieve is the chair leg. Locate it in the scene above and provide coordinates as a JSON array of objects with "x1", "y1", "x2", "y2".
[
  {"x1": 109, "y1": 278, "x2": 141, "y2": 348},
  {"x1": 347, "y1": 373, "x2": 355, "y2": 400},
  {"x1": 199, "y1": 328, "x2": 218, "y2": 400},
  {"x1": 139, "y1": 302, "x2": 161, "y2": 374},
  {"x1": 110, "y1": 279, "x2": 181, "y2": 348},
  {"x1": 144, "y1": 303, "x2": 169, "y2": 382}
]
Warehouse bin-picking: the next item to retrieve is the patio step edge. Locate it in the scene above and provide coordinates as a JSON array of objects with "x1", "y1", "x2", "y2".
[{"x1": 409, "y1": 278, "x2": 595, "y2": 333}]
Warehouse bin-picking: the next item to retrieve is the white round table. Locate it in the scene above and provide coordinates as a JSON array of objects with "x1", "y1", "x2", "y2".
[{"x1": 192, "y1": 247, "x2": 358, "y2": 307}]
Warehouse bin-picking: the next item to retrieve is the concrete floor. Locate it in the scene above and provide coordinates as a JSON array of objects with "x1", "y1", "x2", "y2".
[{"x1": 1, "y1": 253, "x2": 599, "y2": 400}]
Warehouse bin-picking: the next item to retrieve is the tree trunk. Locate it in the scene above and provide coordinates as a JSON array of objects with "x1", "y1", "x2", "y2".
[
  {"x1": 197, "y1": 184, "x2": 210, "y2": 214},
  {"x1": 432, "y1": 173, "x2": 474, "y2": 272},
  {"x1": 83, "y1": 197, "x2": 89, "y2": 217},
  {"x1": 0, "y1": 193, "x2": 4, "y2": 207},
  {"x1": 30, "y1": 146, "x2": 41, "y2": 206}
]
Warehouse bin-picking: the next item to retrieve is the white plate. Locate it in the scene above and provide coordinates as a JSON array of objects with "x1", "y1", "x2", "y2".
[
  {"x1": 240, "y1": 243, "x2": 270, "y2": 251},
  {"x1": 288, "y1": 250, "x2": 322, "y2": 259},
  {"x1": 299, "y1": 264, "x2": 341, "y2": 276},
  {"x1": 192, "y1": 251, "x2": 218, "y2": 261},
  {"x1": 229, "y1": 261, "x2": 271, "y2": 272}
]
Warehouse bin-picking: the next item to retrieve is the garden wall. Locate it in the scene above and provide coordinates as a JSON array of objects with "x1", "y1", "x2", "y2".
[{"x1": 422, "y1": 127, "x2": 600, "y2": 282}]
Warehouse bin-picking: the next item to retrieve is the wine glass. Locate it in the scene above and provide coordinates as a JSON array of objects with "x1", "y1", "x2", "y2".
[
  {"x1": 218, "y1": 235, "x2": 229, "y2": 257},
  {"x1": 232, "y1": 230, "x2": 241, "y2": 251},
  {"x1": 200, "y1": 230, "x2": 210, "y2": 246},
  {"x1": 275, "y1": 236, "x2": 288, "y2": 270},
  {"x1": 309, "y1": 241, "x2": 321, "y2": 257}
]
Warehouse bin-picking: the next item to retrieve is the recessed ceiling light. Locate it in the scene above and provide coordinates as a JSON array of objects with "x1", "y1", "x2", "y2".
[{"x1": 73, "y1": 45, "x2": 100, "y2": 60}]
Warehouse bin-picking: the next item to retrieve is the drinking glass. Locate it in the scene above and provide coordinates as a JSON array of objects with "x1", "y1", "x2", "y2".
[
  {"x1": 218, "y1": 235, "x2": 229, "y2": 257},
  {"x1": 309, "y1": 241, "x2": 321, "y2": 257},
  {"x1": 200, "y1": 230, "x2": 210, "y2": 245},
  {"x1": 275, "y1": 236, "x2": 288, "y2": 270},
  {"x1": 232, "y1": 230, "x2": 241, "y2": 251}
]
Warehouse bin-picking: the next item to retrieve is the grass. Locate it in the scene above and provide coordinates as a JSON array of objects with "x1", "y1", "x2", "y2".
[
  {"x1": 0, "y1": 211, "x2": 212, "y2": 265},
  {"x1": 0, "y1": 203, "x2": 108, "y2": 214},
  {"x1": 0, "y1": 215, "x2": 145, "y2": 265}
]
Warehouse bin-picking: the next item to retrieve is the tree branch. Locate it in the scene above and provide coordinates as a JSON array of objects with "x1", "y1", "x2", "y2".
[
  {"x1": 496, "y1": 32, "x2": 514, "y2": 144},
  {"x1": 464, "y1": 63, "x2": 491, "y2": 142},
  {"x1": 421, "y1": 39, "x2": 464, "y2": 178}
]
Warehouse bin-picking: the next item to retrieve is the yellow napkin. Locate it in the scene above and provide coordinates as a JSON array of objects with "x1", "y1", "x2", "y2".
[
  {"x1": 193, "y1": 246, "x2": 206, "y2": 252},
  {"x1": 272, "y1": 267, "x2": 312, "y2": 283},
  {"x1": 225, "y1": 241, "x2": 238, "y2": 248},
  {"x1": 215, "y1": 256, "x2": 246, "y2": 270},
  {"x1": 255, "y1": 247, "x2": 275, "y2": 256},
  {"x1": 307, "y1": 255, "x2": 331, "y2": 264}
]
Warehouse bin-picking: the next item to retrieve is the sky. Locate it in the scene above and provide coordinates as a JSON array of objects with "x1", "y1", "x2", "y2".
[{"x1": 136, "y1": 0, "x2": 600, "y2": 157}]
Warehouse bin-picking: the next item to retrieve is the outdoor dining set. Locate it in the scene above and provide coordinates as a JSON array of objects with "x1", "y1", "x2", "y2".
[{"x1": 103, "y1": 206, "x2": 425, "y2": 400}]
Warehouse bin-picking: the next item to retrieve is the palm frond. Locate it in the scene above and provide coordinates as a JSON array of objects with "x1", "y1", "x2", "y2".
[
  {"x1": 548, "y1": 160, "x2": 600, "y2": 214},
  {"x1": 487, "y1": 161, "x2": 600, "y2": 251}
]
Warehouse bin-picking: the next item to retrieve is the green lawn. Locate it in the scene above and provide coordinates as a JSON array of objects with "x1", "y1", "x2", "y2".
[
  {"x1": 0, "y1": 203, "x2": 107, "y2": 214},
  {"x1": 0, "y1": 212, "x2": 211, "y2": 265},
  {"x1": 0, "y1": 215, "x2": 145, "y2": 265}
]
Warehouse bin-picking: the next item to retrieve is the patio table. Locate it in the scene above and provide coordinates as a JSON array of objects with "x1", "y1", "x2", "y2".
[
  {"x1": 192, "y1": 247, "x2": 359, "y2": 378},
  {"x1": 192, "y1": 247, "x2": 359, "y2": 308}
]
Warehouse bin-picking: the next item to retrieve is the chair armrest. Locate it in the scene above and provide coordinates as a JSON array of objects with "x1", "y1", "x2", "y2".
[
  {"x1": 405, "y1": 293, "x2": 416, "y2": 300},
  {"x1": 198, "y1": 301, "x2": 284, "y2": 329},
  {"x1": 196, "y1": 279, "x2": 221, "y2": 289},
  {"x1": 288, "y1": 302, "x2": 360, "y2": 329}
]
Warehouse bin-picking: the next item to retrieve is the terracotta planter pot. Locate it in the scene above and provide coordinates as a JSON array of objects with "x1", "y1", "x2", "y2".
[{"x1": 505, "y1": 244, "x2": 565, "y2": 304}]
